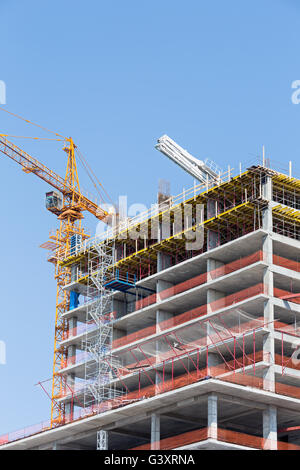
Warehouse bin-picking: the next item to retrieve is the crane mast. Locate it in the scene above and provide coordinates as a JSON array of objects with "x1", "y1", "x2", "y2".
[
  {"x1": 50, "y1": 138, "x2": 86, "y2": 427},
  {"x1": 0, "y1": 134, "x2": 109, "y2": 427}
]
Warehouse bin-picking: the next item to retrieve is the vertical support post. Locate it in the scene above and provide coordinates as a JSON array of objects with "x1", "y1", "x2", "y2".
[
  {"x1": 207, "y1": 199, "x2": 219, "y2": 251},
  {"x1": 263, "y1": 406, "x2": 277, "y2": 450},
  {"x1": 151, "y1": 413, "x2": 160, "y2": 450},
  {"x1": 97, "y1": 430, "x2": 108, "y2": 450},
  {"x1": 262, "y1": 175, "x2": 275, "y2": 392},
  {"x1": 207, "y1": 393, "x2": 218, "y2": 439}
]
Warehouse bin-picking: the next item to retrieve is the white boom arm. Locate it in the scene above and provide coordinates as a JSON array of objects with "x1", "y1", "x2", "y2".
[{"x1": 155, "y1": 134, "x2": 222, "y2": 184}]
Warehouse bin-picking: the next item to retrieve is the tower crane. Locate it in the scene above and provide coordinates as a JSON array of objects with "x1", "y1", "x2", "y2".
[{"x1": 0, "y1": 132, "x2": 111, "y2": 427}]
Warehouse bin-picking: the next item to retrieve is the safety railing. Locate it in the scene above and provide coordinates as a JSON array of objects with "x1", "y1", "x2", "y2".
[
  {"x1": 132, "y1": 426, "x2": 300, "y2": 451},
  {"x1": 57, "y1": 173, "x2": 235, "y2": 262},
  {"x1": 135, "y1": 251, "x2": 264, "y2": 311},
  {"x1": 274, "y1": 287, "x2": 300, "y2": 304},
  {"x1": 273, "y1": 254, "x2": 300, "y2": 273},
  {"x1": 2, "y1": 358, "x2": 300, "y2": 447},
  {"x1": 274, "y1": 320, "x2": 300, "y2": 338},
  {"x1": 113, "y1": 283, "x2": 267, "y2": 350},
  {"x1": 275, "y1": 353, "x2": 300, "y2": 372},
  {"x1": 62, "y1": 311, "x2": 116, "y2": 341},
  {"x1": 131, "y1": 427, "x2": 261, "y2": 450}
]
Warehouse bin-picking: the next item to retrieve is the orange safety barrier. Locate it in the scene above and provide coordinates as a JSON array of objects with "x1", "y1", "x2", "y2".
[
  {"x1": 135, "y1": 251, "x2": 264, "y2": 312},
  {"x1": 63, "y1": 311, "x2": 116, "y2": 341},
  {"x1": 273, "y1": 254, "x2": 300, "y2": 273},
  {"x1": 113, "y1": 284, "x2": 266, "y2": 350},
  {"x1": 113, "y1": 324, "x2": 156, "y2": 350},
  {"x1": 113, "y1": 352, "x2": 269, "y2": 407},
  {"x1": 63, "y1": 321, "x2": 97, "y2": 340},
  {"x1": 64, "y1": 310, "x2": 266, "y2": 370},
  {"x1": 132, "y1": 426, "x2": 300, "y2": 450},
  {"x1": 275, "y1": 353, "x2": 300, "y2": 371},
  {"x1": 218, "y1": 429, "x2": 300, "y2": 451},
  {"x1": 135, "y1": 292, "x2": 157, "y2": 310},
  {"x1": 274, "y1": 320, "x2": 300, "y2": 337},
  {"x1": 59, "y1": 348, "x2": 266, "y2": 398},
  {"x1": 61, "y1": 351, "x2": 90, "y2": 369},
  {"x1": 131, "y1": 428, "x2": 209, "y2": 450},
  {"x1": 274, "y1": 287, "x2": 300, "y2": 304},
  {"x1": 118, "y1": 324, "x2": 267, "y2": 376},
  {"x1": 3, "y1": 363, "x2": 300, "y2": 447}
]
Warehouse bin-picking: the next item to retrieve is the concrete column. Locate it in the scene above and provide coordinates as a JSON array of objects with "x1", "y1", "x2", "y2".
[
  {"x1": 206, "y1": 352, "x2": 222, "y2": 376},
  {"x1": 207, "y1": 230, "x2": 219, "y2": 251},
  {"x1": 206, "y1": 320, "x2": 223, "y2": 376},
  {"x1": 263, "y1": 405, "x2": 277, "y2": 450},
  {"x1": 156, "y1": 309, "x2": 173, "y2": 332},
  {"x1": 206, "y1": 291, "x2": 224, "y2": 378},
  {"x1": 68, "y1": 316, "x2": 78, "y2": 337},
  {"x1": 157, "y1": 217, "x2": 172, "y2": 272},
  {"x1": 207, "y1": 393, "x2": 218, "y2": 439},
  {"x1": 151, "y1": 413, "x2": 160, "y2": 450},
  {"x1": 65, "y1": 370, "x2": 75, "y2": 420},
  {"x1": 262, "y1": 175, "x2": 273, "y2": 232},
  {"x1": 113, "y1": 327, "x2": 127, "y2": 341},
  {"x1": 207, "y1": 288, "x2": 225, "y2": 314},
  {"x1": 71, "y1": 264, "x2": 78, "y2": 282},
  {"x1": 207, "y1": 258, "x2": 225, "y2": 281},
  {"x1": 156, "y1": 279, "x2": 174, "y2": 302},
  {"x1": 67, "y1": 344, "x2": 76, "y2": 362},
  {"x1": 262, "y1": 232, "x2": 275, "y2": 391},
  {"x1": 97, "y1": 430, "x2": 108, "y2": 450},
  {"x1": 112, "y1": 298, "x2": 126, "y2": 318},
  {"x1": 262, "y1": 173, "x2": 273, "y2": 386},
  {"x1": 262, "y1": 174, "x2": 273, "y2": 202},
  {"x1": 207, "y1": 199, "x2": 219, "y2": 251},
  {"x1": 207, "y1": 199, "x2": 217, "y2": 219},
  {"x1": 155, "y1": 309, "x2": 173, "y2": 389},
  {"x1": 66, "y1": 333, "x2": 76, "y2": 420},
  {"x1": 157, "y1": 252, "x2": 172, "y2": 272}
]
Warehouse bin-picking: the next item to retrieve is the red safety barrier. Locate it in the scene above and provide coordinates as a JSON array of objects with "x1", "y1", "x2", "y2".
[
  {"x1": 274, "y1": 287, "x2": 300, "y2": 304},
  {"x1": 113, "y1": 284, "x2": 266, "y2": 350},
  {"x1": 3, "y1": 361, "x2": 300, "y2": 447},
  {"x1": 132, "y1": 426, "x2": 300, "y2": 451},
  {"x1": 135, "y1": 251, "x2": 264, "y2": 312},
  {"x1": 275, "y1": 353, "x2": 300, "y2": 371},
  {"x1": 273, "y1": 254, "x2": 300, "y2": 273},
  {"x1": 274, "y1": 320, "x2": 300, "y2": 338},
  {"x1": 63, "y1": 311, "x2": 116, "y2": 341}
]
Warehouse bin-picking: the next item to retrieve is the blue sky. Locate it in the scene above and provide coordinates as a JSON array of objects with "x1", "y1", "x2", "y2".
[{"x1": 0, "y1": 0, "x2": 300, "y2": 434}]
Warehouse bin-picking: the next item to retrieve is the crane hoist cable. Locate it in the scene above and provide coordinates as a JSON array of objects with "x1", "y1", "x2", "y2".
[
  {"x1": 0, "y1": 107, "x2": 114, "y2": 207},
  {"x1": 76, "y1": 147, "x2": 114, "y2": 206},
  {"x1": 0, "y1": 106, "x2": 65, "y2": 138},
  {"x1": 0, "y1": 134, "x2": 64, "y2": 141}
]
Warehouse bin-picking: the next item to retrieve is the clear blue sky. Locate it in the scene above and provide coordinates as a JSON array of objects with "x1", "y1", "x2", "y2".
[{"x1": 0, "y1": 0, "x2": 300, "y2": 435}]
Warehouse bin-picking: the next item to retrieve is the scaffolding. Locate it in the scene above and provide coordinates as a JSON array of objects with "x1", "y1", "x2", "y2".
[{"x1": 82, "y1": 241, "x2": 121, "y2": 409}]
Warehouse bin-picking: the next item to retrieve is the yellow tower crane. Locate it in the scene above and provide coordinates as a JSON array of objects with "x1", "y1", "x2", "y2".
[{"x1": 0, "y1": 130, "x2": 111, "y2": 428}]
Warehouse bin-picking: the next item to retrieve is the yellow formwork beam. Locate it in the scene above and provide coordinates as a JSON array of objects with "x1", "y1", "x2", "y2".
[
  {"x1": 273, "y1": 204, "x2": 300, "y2": 223},
  {"x1": 59, "y1": 170, "x2": 257, "y2": 267},
  {"x1": 110, "y1": 201, "x2": 257, "y2": 274}
]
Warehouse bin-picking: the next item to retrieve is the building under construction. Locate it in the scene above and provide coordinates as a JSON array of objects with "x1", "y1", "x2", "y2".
[{"x1": 1, "y1": 135, "x2": 300, "y2": 450}]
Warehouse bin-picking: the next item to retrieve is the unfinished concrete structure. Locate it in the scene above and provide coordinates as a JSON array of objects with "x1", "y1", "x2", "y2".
[{"x1": 2, "y1": 161, "x2": 300, "y2": 450}]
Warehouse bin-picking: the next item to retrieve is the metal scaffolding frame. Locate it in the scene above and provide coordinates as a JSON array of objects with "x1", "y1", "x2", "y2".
[{"x1": 82, "y1": 241, "x2": 121, "y2": 409}]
